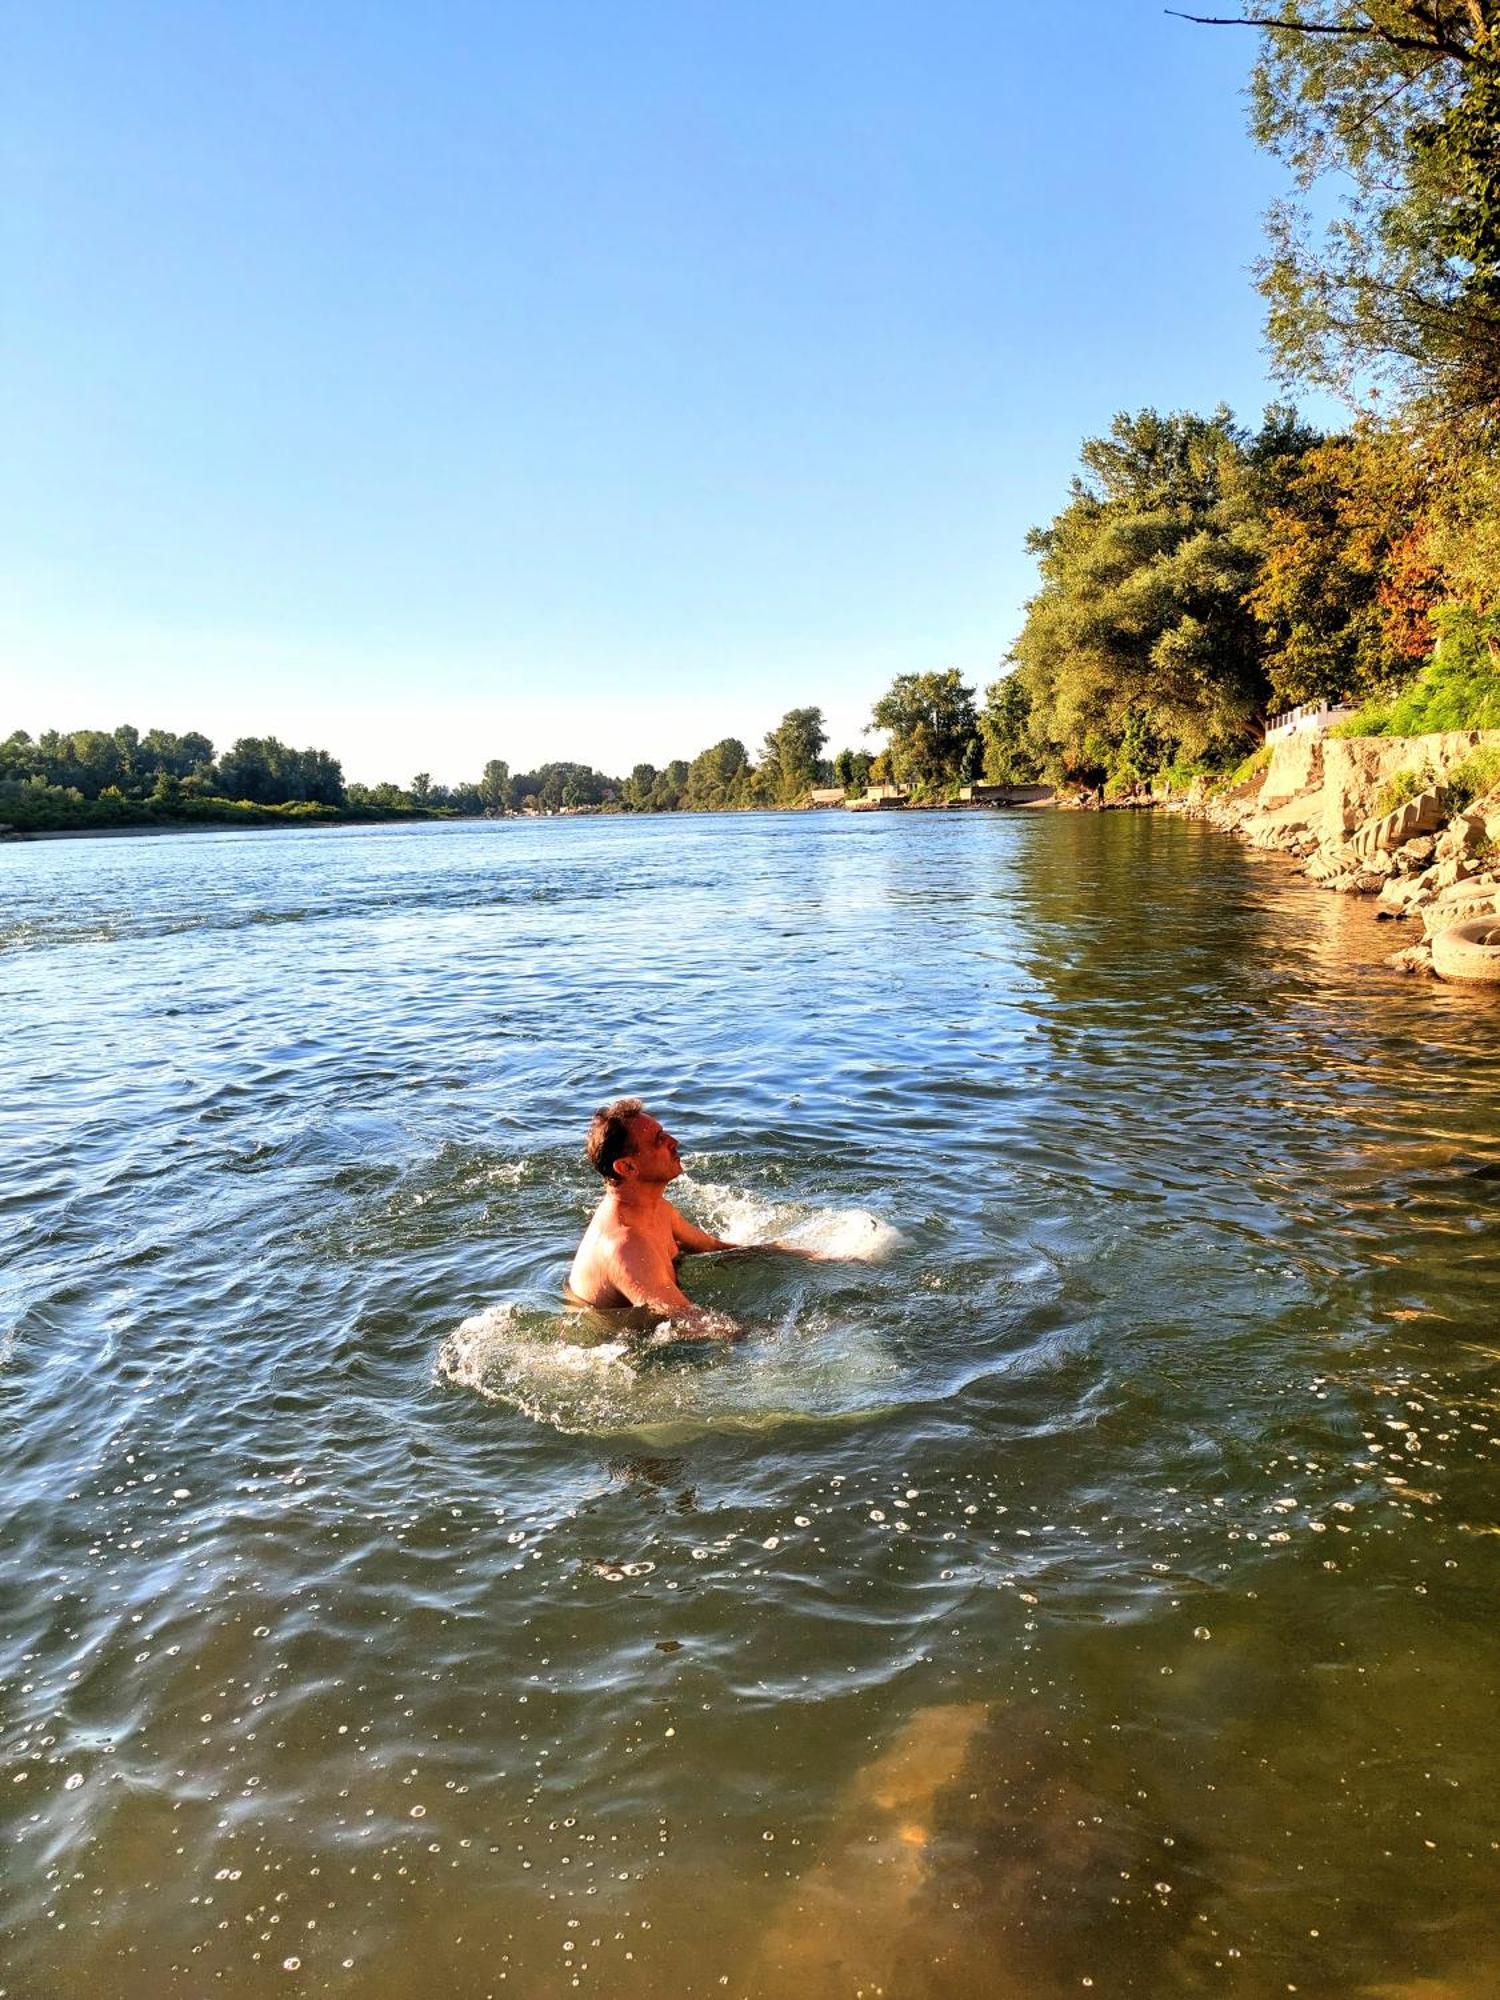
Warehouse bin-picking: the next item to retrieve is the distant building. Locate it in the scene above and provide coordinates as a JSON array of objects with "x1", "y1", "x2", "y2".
[
  {"x1": 957, "y1": 781, "x2": 1056, "y2": 805},
  {"x1": 807, "y1": 787, "x2": 847, "y2": 809},
  {"x1": 1264, "y1": 701, "x2": 1353, "y2": 742},
  {"x1": 845, "y1": 784, "x2": 909, "y2": 810}
]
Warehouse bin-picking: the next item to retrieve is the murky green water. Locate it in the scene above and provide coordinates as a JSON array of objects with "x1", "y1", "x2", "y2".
[{"x1": 3, "y1": 810, "x2": 1499, "y2": 1999}]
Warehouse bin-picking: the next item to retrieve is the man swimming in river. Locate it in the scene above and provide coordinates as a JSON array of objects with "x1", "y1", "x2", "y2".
[{"x1": 564, "y1": 1098, "x2": 815, "y2": 1337}]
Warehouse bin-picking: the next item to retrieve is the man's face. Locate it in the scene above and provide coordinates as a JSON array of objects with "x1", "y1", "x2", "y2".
[{"x1": 621, "y1": 1110, "x2": 682, "y2": 1186}]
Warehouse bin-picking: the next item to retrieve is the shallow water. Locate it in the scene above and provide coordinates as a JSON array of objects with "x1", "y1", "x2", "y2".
[{"x1": 3, "y1": 810, "x2": 1499, "y2": 1999}]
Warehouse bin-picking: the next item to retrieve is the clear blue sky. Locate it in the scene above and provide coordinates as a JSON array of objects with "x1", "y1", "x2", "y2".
[{"x1": 2, "y1": 1, "x2": 1340, "y2": 783}]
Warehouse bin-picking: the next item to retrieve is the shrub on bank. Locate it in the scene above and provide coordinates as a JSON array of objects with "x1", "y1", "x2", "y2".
[
  {"x1": 0, "y1": 778, "x2": 394, "y2": 836},
  {"x1": 0, "y1": 778, "x2": 153, "y2": 831},
  {"x1": 1228, "y1": 744, "x2": 1271, "y2": 787},
  {"x1": 1329, "y1": 700, "x2": 1395, "y2": 738},
  {"x1": 1444, "y1": 745, "x2": 1500, "y2": 814},
  {"x1": 1199, "y1": 744, "x2": 1270, "y2": 798},
  {"x1": 1375, "y1": 766, "x2": 1436, "y2": 816},
  {"x1": 1330, "y1": 609, "x2": 1500, "y2": 739}
]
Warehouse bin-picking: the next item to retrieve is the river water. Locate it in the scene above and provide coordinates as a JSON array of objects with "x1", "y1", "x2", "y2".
[{"x1": 3, "y1": 810, "x2": 1498, "y2": 1999}]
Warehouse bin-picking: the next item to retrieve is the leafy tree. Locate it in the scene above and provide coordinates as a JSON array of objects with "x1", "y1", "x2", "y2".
[
  {"x1": 759, "y1": 707, "x2": 827, "y2": 804},
  {"x1": 648, "y1": 760, "x2": 689, "y2": 811},
  {"x1": 1247, "y1": 420, "x2": 1446, "y2": 703},
  {"x1": 869, "y1": 670, "x2": 979, "y2": 794},
  {"x1": 831, "y1": 746, "x2": 873, "y2": 793},
  {"x1": 978, "y1": 674, "x2": 1040, "y2": 783},
  {"x1": 477, "y1": 758, "x2": 510, "y2": 813},
  {"x1": 1422, "y1": 436, "x2": 1500, "y2": 614},
  {"x1": 684, "y1": 738, "x2": 751, "y2": 810},
  {"x1": 59, "y1": 729, "x2": 124, "y2": 796},
  {"x1": 1187, "y1": 3, "x2": 1500, "y2": 415},
  {"x1": 509, "y1": 761, "x2": 616, "y2": 811},
  {"x1": 215, "y1": 736, "x2": 345, "y2": 807},
  {"x1": 1010, "y1": 406, "x2": 1317, "y2": 778},
  {"x1": 410, "y1": 771, "x2": 432, "y2": 804},
  {"x1": 140, "y1": 728, "x2": 215, "y2": 785},
  {"x1": 0, "y1": 731, "x2": 35, "y2": 781},
  {"x1": 620, "y1": 763, "x2": 657, "y2": 810}
]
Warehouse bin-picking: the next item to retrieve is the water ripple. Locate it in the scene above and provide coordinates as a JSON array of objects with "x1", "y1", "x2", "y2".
[{"x1": 4, "y1": 813, "x2": 1500, "y2": 1997}]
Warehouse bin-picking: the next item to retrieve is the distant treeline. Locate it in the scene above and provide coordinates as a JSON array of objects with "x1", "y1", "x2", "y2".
[{"x1": 0, "y1": 686, "x2": 1019, "y2": 834}]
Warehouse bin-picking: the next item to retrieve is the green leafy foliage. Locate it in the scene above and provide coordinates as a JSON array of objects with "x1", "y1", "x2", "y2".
[
  {"x1": 758, "y1": 708, "x2": 828, "y2": 805},
  {"x1": 869, "y1": 670, "x2": 979, "y2": 795},
  {"x1": 1008, "y1": 406, "x2": 1317, "y2": 781},
  {"x1": 1210, "y1": 742, "x2": 1274, "y2": 793},
  {"x1": 1249, "y1": 422, "x2": 1441, "y2": 706},
  {"x1": 1379, "y1": 608, "x2": 1500, "y2": 732},
  {"x1": 977, "y1": 675, "x2": 1040, "y2": 784},
  {"x1": 1329, "y1": 700, "x2": 1396, "y2": 737},
  {"x1": 476, "y1": 759, "x2": 510, "y2": 811},
  {"x1": 831, "y1": 747, "x2": 873, "y2": 795},
  {"x1": 1375, "y1": 766, "x2": 1436, "y2": 816},
  {"x1": 683, "y1": 738, "x2": 753, "y2": 811},
  {"x1": 1442, "y1": 743, "x2": 1500, "y2": 811},
  {"x1": 1235, "y1": 3, "x2": 1500, "y2": 417}
]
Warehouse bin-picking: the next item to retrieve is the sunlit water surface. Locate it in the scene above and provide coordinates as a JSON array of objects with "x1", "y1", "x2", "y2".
[{"x1": 3, "y1": 811, "x2": 1499, "y2": 1999}]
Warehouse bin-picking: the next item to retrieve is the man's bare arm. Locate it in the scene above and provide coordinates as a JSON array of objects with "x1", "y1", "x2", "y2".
[
  {"x1": 611, "y1": 1237, "x2": 738, "y2": 1338},
  {"x1": 667, "y1": 1204, "x2": 734, "y2": 1256}
]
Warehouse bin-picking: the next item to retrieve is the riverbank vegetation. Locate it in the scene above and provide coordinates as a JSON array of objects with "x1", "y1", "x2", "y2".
[
  {"x1": 0, "y1": 708, "x2": 851, "y2": 833},
  {"x1": 984, "y1": 4, "x2": 1500, "y2": 794}
]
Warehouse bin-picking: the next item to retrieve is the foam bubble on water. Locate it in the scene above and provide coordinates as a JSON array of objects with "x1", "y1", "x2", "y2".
[{"x1": 780, "y1": 1209, "x2": 902, "y2": 1262}]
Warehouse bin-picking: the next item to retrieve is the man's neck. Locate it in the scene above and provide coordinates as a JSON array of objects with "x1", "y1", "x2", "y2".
[{"x1": 604, "y1": 1179, "x2": 666, "y2": 1221}]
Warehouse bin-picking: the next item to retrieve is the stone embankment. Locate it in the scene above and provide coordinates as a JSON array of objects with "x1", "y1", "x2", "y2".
[{"x1": 1201, "y1": 729, "x2": 1500, "y2": 983}]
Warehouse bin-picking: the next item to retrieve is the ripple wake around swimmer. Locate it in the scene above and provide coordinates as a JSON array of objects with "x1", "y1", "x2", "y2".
[{"x1": 435, "y1": 1191, "x2": 906, "y2": 1437}]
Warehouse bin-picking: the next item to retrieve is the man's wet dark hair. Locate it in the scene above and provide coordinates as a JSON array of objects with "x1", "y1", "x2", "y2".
[{"x1": 586, "y1": 1097, "x2": 645, "y2": 1183}]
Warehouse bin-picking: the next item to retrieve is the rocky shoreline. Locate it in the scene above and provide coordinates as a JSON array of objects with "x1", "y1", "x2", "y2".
[{"x1": 1198, "y1": 728, "x2": 1500, "y2": 982}]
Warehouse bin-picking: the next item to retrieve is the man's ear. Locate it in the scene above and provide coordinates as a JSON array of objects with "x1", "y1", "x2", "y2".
[{"x1": 613, "y1": 1156, "x2": 638, "y2": 1185}]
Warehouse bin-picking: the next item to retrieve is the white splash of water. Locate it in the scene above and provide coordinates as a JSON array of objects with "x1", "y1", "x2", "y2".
[
  {"x1": 682, "y1": 1180, "x2": 901, "y2": 1263},
  {"x1": 437, "y1": 1292, "x2": 902, "y2": 1439},
  {"x1": 442, "y1": 1304, "x2": 632, "y2": 1385}
]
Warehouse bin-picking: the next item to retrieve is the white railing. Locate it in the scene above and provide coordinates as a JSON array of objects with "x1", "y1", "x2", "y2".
[{"x1": 1265, "y1": 700, "x2": 1353, "y2": 742}]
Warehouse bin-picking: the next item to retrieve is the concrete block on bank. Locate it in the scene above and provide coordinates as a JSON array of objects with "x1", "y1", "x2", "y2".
[
  {"x1": 1243, "y1": 794, "x2": 1316, "y2": 845},
  {"x1": 1321, "y1": 731, "x2": 1500, "y2": 839},
  {"x1": 1260, "y1": 732, "x2": 1324, "y2": 809},
  {"x1": 1350, "y1": 788, "x2": 1444, "y2": 860},
  {"x1": 1421, "y1": 876, "x2": 1500, "y2": 935}
]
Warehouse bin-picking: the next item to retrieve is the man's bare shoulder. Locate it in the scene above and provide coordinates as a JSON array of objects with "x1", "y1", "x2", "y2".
[{"x1": 567, "y1": 1209, "x2": 629, "y2": 1304}]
